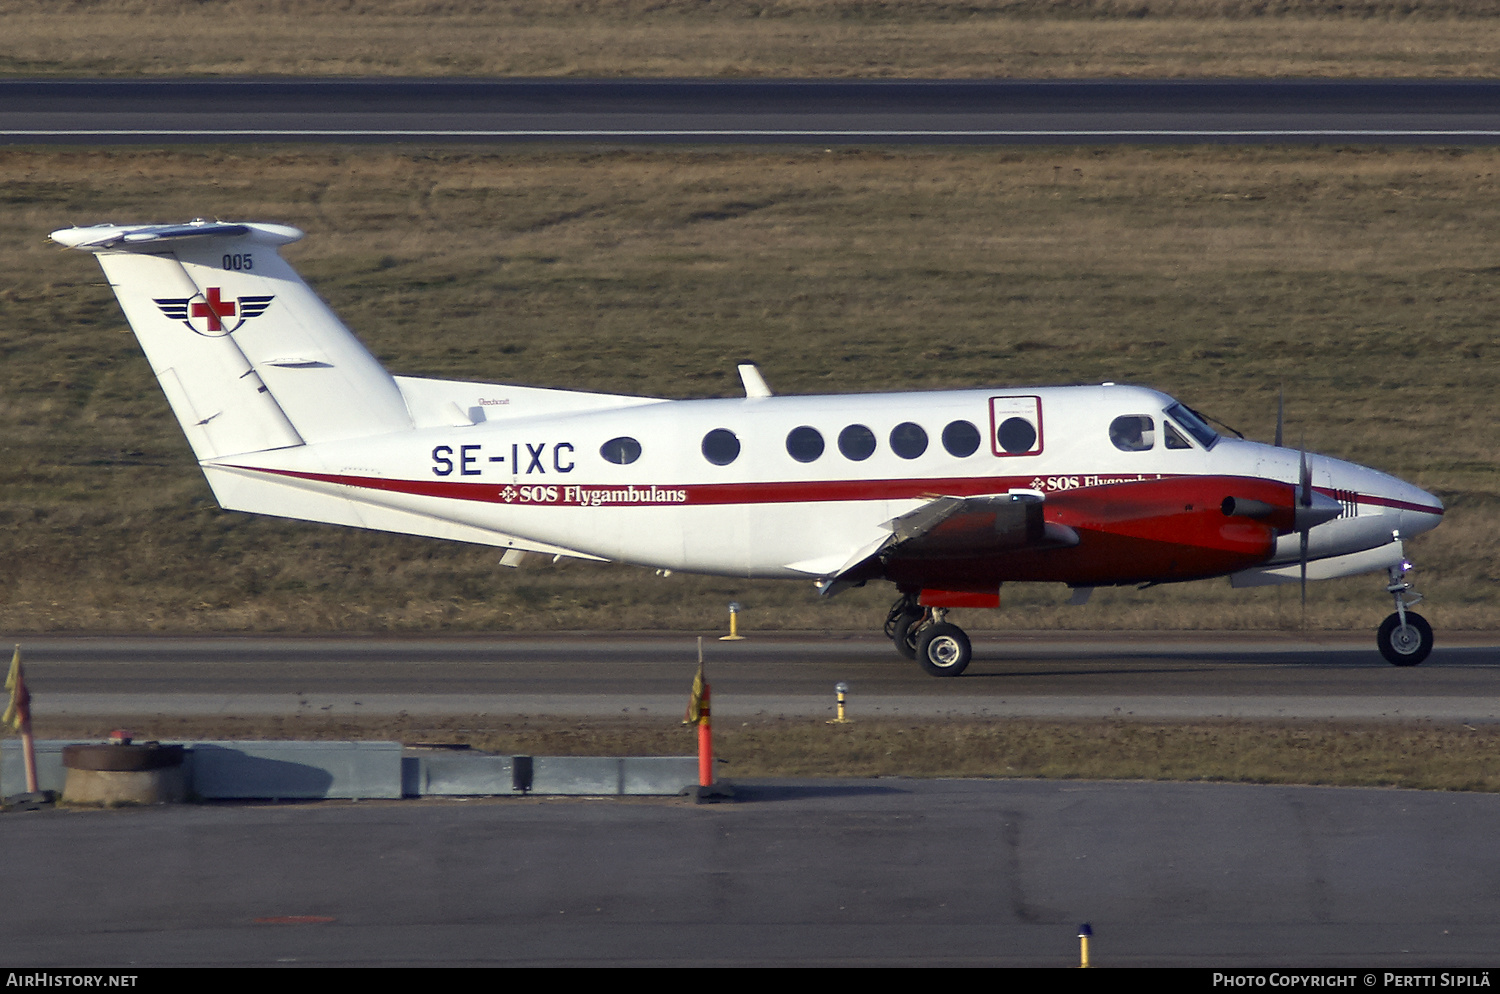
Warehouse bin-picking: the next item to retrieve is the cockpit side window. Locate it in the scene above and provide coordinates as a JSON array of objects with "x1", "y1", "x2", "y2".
[
  {"x1": 1164, "y1": 402, "x2": 1219, "y2": 449},
  {"x1": 1163, "y1": 421, "x2": 1193, "y2": 450},
  {"x1": 1108, "y1": 415, "x2": 1155, "y2": 452}
]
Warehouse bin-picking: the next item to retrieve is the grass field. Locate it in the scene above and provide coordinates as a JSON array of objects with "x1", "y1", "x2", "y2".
[
  {"x1": 6, "y1": 1, "x2": 1500, "y2": 79},
  {"x1": 1, "y1": 143, "x2": 1495, "y2": 636}
]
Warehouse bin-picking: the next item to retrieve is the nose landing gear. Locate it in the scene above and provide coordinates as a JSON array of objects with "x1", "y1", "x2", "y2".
[
  {"x1": 1378, "y1": 560, "x2": 1433, "y2": 666},
  {"x1": 884, "y1": 594, "x2": 972, "y2": 676}
]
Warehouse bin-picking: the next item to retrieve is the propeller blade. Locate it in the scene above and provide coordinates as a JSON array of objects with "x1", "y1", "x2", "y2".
[
  {"x1": 1289, "y1": 436, "x2": 1339, "y2": 618},
  {"x1": 1299, "y1": 439, "x2": 1310, "y2": 612},
  {"x1": 1275, "y1": 385, "x2": 1284, "y2": 448},
  {"x1": 1300, "y1": 526, "x2": 1309, "y2": 611},
  {"x1": 1299, "y1": 445, "x2": 1311, "y2": 507}
]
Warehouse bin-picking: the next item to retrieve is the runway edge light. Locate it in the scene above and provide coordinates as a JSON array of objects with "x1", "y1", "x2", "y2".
[
  {"x1": 827, "y1": 681, "x2": 851, "y2": 725},
  {"x1": 720, "y1": 601, "x2": 746, "y2": 641}
]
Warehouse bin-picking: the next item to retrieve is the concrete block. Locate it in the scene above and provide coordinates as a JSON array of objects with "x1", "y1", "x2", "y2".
[
  {"x1": 0, "y1": 741, "x2": 68, "y2": 794},
  {"x1": 6, "y1": 742, "x2": 695, "y2": 800},
  {"x1": 622, "y1": 757, "x2": 700, "y2": 795},
  {"x1": 188, "y1": 741, "x2": 402, "y2": 799},
  {"x1": 531, "y1": 755, "x2": 623, "y2": 795},
  {"x1": 412, "y1": 752, "x2": 517, "y2": 796},
  {"x1": 406, "y1": 753, "x2": 696, "y2": 796}
]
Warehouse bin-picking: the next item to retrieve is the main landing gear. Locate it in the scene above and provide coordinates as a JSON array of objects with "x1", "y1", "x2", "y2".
[
  {"x1": 1378, "y1": 560, "x2": 1433, "y2": 667},
  {"x1": 885, "y1": 594, "x2": 972, "y2": 677}
]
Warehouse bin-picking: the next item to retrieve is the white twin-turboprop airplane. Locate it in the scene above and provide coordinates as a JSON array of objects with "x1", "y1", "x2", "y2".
[{"x1": 52, "y1": 220, "x2": 1445, "y2": 675}]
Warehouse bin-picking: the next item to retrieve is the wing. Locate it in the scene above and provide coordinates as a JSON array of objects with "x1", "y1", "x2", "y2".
[{"x1": 812, "y1": 492, "x2": 1078, "y2": 597}]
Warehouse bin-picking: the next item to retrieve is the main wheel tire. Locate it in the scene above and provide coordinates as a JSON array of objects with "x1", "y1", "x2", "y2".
[
  {"x1": 915, "y1": 623, "x2": 971, "y2": 677},
  {"x1": 1378, "y1": 611, "x2": 1433, "y2": 667},
  {"x1": 892, "y1": 614, "x2": 922, "y2": 660}
]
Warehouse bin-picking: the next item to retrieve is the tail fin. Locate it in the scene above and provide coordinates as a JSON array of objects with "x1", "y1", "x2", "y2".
[{"x1": 51, "y1": 221, "x2": 411, "y2": 459}]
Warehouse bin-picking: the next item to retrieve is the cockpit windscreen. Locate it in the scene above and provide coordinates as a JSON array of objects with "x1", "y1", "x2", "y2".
[{"x1": 1164, "y1": 402, "x2": 1220, "y2": 449}]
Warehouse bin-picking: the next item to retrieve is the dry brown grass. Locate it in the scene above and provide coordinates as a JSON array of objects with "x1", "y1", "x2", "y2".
[
  {"x1": 26, "y1": 712, "x2": 1500, "y2": 792},
  {"x1": 5, "y1": 1, "x2": 1500, "y2": 78},
  {"x1": 1, "y1": 143, "x2": 1496, "y2": 634}
]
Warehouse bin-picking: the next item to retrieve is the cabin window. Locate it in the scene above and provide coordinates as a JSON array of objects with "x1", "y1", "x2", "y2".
[
  {"x1": 838, "y1": 424, "x2": 877, "y2": 461},
  {"x1": 889, "y1": 422, "x2": 928, "y2": 459},
  {"x1": 1164, "y1": 421, "x2": 1193, "y2": 450},
  {"x1": 701, "y1": 428, "x2": 741, "y2": 466},
  {"x1": 786, "y1": 425, "x2": 825, "y2": 463},
  {"x1": 1108, "y1": 415, "x2": 1155, "y2": 452},
  {"x1": 600, "y1": 436, "x2": 642, "y2": 465},
  {"x1": 942, "y1": 420, "x2": 981, "y2": 457},
  {"x1": 996, "y1": 417, "x2": 1038, "y2": 455}
]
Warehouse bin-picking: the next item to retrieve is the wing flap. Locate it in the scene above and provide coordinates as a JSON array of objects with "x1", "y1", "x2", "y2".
[{"x1": 811, "y1": 491, "x2": 1074, "y2": 597}]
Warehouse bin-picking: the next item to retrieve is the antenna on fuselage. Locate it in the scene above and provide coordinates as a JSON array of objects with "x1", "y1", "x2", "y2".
[
  {"x1": 738, "y1": 363, "x2": 772, "y2": 399},
  {"x1": 1275, "y1": 385, "x2": 1285, "y2": 448},
  {"x1": 1299, "y1": 443, "x2": 1310, "y2": 613}
]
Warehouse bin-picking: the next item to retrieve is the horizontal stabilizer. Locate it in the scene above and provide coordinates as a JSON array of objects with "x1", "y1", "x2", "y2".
[
  {"x1": 54, "y1": 222, "x2": 252, "y2": 247},
  {"x1": 202, "y1": 464, "x2": 603, "y2": 560}
]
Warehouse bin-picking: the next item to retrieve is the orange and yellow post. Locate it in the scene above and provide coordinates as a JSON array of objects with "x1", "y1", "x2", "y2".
[
  {"x1": 4, "y1": 645, "x2": 38, "y2": 793},
  {"x1": 685, "y1": 637, "x2": 713, "y2": 786}
]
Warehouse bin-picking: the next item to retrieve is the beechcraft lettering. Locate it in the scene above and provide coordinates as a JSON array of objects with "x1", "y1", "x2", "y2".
[{"x1": 51, "y1": 219, "x2": 1447, "y2": 676}]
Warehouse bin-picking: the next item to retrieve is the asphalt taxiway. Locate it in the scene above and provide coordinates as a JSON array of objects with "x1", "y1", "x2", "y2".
[
  {"x1": 3, "y1": 778, "x2": 1498, "y2": 967},
  {"x1": 9, "y1": 632, "x2": 1499, "y2": 967},
  {"x1": 15, "y1": 632, "x2": 1500, "y2": 723},
  {"x1": 5, "y1": 78, "x2": 1500, "y2": 144}
]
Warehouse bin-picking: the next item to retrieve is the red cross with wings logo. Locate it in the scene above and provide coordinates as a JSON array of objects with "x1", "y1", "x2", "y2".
[{"x1": 190, "y1": 288, "x2": 236, "y2": 332}]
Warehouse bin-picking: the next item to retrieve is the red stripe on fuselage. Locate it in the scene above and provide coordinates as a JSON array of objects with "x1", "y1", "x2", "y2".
[
  {"x1": 224, "y1": 465, "x2": 1442, "y2": 516},
  {"x1": 229, "y1": 466, "x2": 1156, "y2": 505},
  {"x1": 1353, "y1": 492, "x2": 1444, "y2": 515}
]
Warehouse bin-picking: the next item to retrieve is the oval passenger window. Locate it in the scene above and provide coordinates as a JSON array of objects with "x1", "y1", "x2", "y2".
[
  {"x1": 600, "y1": 436, "x2": 642, "y2": 465},
  {"x1": 889, "y1": 422, "x2": 928, "y2": 460},
  {"x1": 942, "y1": 420, "x2": 981, "y2": 457},
  {"x1": 838, "y1": 424, "x2": 877, "y2": 461},
  {"x1": 786, "y1": 425, "x2": 825, "y2": 463},
  {"x1": 997, "y1": 417, "x2": 1037, "y2": 455},
  {"x1": 701, "y1": 428, "x2": 741, "y2": 466}
]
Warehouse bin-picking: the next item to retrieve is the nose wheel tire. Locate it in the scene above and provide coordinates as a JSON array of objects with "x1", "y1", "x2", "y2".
[
  {"x1": 1378, "y1": 611, "x2": 1433, "y2": 667},
  {"x1": 915, "y1": 623, "x2": 971, "y2": 677}
]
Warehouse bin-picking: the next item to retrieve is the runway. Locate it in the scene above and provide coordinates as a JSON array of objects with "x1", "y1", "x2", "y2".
[
  {"x1": 5, "y1": 79, "x2": 1500, "y2": 144},
  {"x1": 17, "y1": 632, "x2": 1500, "y2": 722}
]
